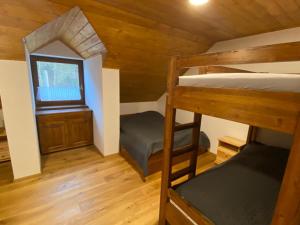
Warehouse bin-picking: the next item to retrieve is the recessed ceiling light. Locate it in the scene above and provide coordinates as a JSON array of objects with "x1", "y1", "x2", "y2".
[{"x1": 189, "y1": 0, "x2": 209, "y2": 6}]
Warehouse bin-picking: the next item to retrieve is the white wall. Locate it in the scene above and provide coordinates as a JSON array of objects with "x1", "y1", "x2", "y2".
[
  {"x1": 102, "y1": 68, "x2": 120, "y2": 155},
  {"x1": 84, "y1": 55, "x2": 120, "y2": 156},
  {"x1": 0, "y1": 60, "x2": 41, "y2": 179},
  {"x1": 208, "y1": 27, "x2": 300, "y2": 74},
  {"x1": 32, "y1": 40, "x2": 82, "y2": 60},
  {"x1": 120, "y1": 101, "x2": 158, "y2": 115},
  {"x1": 84, "y1": 56, "x2": 105, "y2": 154},
  {"x1": 209, "y1": 27, "x2": 300, "y2": 52}
]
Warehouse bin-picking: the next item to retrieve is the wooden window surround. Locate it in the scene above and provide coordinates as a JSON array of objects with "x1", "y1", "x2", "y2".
[{"x1": 30, "y1": 55, "x2": 85, "y2": 108}]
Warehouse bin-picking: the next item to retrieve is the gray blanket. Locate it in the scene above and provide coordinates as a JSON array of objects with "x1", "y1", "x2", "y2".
[
  {"x1": 120, "y1": 111, "x2": 210, "y2": 176},
  {"x1": 176, "y1": 143, "x2": 289, "y2": 225}
]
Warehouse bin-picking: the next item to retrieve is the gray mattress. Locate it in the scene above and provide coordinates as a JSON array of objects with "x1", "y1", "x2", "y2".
[
  {"x1": 176, "y1": 143, "x2": 289, "y2": 225},
  {"x1": 120, "y1": 111, "x2": 210, "y2": 176}
]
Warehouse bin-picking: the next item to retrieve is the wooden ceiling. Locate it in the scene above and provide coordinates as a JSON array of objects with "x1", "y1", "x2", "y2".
[
  {"x1": 1, "y1": 0, "x2": 300, "y2": 102},
  {"x1": 24, "y1": 7, "x2": 106, "y2": 59}
]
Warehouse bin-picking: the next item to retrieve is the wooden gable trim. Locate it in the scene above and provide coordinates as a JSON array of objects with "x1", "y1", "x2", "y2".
[{"x1": 23, "y1": 6, "x2": 106, "y2": 59}]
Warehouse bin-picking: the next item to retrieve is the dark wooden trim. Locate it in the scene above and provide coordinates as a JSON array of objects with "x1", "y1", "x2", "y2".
[
  {"x1": 174, "y1": 122, "x2": 198, "y2": 131},
  {"x1": 271, "y1": 117, "x2": 300, "y2": 225},
  {"x1": 246, "y1": 126, "x2": 257, "y2": 144},
  {"x1": 30, "y1": 55, "x2": 85, "y2": 107},
  {"x1": 189, "y1": 113, "x2": 202, "y2": 178},
  {"x1": 159, "y1": 57, "x2": 178, "y2": 225}
]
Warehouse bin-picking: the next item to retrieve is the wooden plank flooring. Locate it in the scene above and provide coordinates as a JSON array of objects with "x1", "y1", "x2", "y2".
[{"x1": 0, "y1": 146, "x2": 215, "y2": 225}]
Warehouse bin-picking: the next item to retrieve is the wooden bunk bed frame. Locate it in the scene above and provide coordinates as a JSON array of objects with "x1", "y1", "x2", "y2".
[{"x1": 159, "y1": 42, "x2": 300, "y2": 225}]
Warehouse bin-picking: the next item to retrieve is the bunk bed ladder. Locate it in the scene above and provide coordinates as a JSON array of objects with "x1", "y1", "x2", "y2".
[
  {"x1": 159, "y1": 57, "x2": 203, "y2": 225},
  {"x1": 171, "y1": 113, "x2": 202, "y2": 182},
  {"x1": 159, "y1": 103, "x2": 202, "y2": 225}
]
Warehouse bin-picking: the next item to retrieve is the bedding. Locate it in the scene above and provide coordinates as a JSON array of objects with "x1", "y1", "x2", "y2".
[
  {"x1": 179, "y1": 73, "x2": 300, "y2": 92},
  {"x1": 175, "y1": 143, "x2": 289, "y2": 225},
  {"x1": 120, "y1": 111, "x2": 210, "y2": 176}
]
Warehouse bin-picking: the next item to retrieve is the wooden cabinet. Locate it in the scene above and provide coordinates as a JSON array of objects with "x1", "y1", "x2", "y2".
[
  {"x1": 0, "y1": 129, "x2": 10, "y2": 162},
  {"x1": 36, "y1": 109, "x2": 93, "y2": 154},
  {"x1": 215, "y1": 136, "x2": 246, "y2": 165},
  {"x1": 0, "y1": 140, "x2": 10, "y2": 162}
]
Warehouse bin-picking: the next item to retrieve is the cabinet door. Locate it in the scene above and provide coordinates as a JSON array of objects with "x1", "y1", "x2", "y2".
[
  {"x1": 38, "y1": 119, "x2": 68, "y2": 154},
  {"x1": 0, "y1": 141, "x2": 10, "y2": 162},
  {"x1": 68, "y1": 112, "x2": 93, "y2": 148}
]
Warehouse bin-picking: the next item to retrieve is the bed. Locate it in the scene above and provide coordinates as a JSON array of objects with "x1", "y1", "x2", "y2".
[
  {"x1": 120, "y1": 111, "x2": 210, "y2": 180},
  {"x1": 159, "y1": 42, "x2": 300, "y2": 225},
  {"x1": 175, "y1": 143, "x2": 289, "y2": 225}
]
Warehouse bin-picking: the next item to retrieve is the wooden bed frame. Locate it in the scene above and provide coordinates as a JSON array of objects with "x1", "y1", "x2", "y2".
[
  {"x1": 159, "y1": 42, "x2": 300, "y2": 225},
  {"x1": 120, "y1": 146, "x2": 207, "y2": 181},
  {"x1": 120, "y1": 112, "x2": 208, "y2": 181}
]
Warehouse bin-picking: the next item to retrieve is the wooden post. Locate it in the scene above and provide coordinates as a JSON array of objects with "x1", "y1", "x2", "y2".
[
  {"x1": 189, "y1": 113, "x2": 202, "y2": 178},
  {"x1": 159, "y1": 57, "x2": 179, "y2": 225},
  {"x1": 246, "y1": 126, "x2": 257, "y2": 144},
  {"x1": 271, "y1": 117, "x2": 300, "y2": 225}
]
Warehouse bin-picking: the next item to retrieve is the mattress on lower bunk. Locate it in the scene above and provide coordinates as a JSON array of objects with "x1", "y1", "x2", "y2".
[
  {"x1": 179, "y1": 73, "x2": 300, "y2": 92},
  {"x1": 120, "y1": 111, "x2": 210, "y2": 176},
  {"x1": 175, "y1": 143, "x2": 289, "y2": 225}
]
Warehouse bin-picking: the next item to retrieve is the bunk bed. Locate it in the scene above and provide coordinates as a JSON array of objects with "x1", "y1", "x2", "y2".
[
  {"x1": 120, "y1": 111, "x2": 210, "y2": 181},
  {"x1": 159, "y1": 42, "x2": 300, "y2": 225}
]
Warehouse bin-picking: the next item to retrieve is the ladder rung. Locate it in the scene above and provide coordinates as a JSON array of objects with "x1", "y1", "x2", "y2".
[
  {"x1": 171, "y1": 167, "x2": 193, "y2": 181},
  {"x1": 172, "y1": 144, "x2": 195, "y2": 157},
  {"x1": 174, "y1": 122, "x2": 199, "y2": 131}
]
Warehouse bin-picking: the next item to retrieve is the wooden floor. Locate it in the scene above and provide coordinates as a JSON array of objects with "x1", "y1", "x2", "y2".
[{"x1": 0, "y1": 146, "x2": 215, "y2": 225}]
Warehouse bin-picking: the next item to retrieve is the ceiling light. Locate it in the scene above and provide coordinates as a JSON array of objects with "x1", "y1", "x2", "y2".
[{"x1": 189, "y1": 0, "x2": 209, "y2": 6}]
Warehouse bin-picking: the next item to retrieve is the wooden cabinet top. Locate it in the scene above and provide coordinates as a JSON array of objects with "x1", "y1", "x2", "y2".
[
  {"x1": 218, "y1": 136, "x2": 246, "y2": 148},
  {"x1": 36, "y1": 108, "x2": 92, "y2": 116}
]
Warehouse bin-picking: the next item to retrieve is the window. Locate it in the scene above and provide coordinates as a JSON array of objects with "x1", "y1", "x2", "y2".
[{"x1": 30, "y1": 56, "x2": 85, "y2": 107}]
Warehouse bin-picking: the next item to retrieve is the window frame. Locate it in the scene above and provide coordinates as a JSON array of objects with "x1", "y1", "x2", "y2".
[{"x1": 30, "y1": 55, "x2": 85, "y2": 107}]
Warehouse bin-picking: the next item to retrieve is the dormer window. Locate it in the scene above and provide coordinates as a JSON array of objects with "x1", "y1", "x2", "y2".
[{"x1": 30, "y1": 56, "x2": 85, "y2": 107}]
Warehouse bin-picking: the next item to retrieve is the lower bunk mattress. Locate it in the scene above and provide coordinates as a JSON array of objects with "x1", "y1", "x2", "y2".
[
  {"x1": 120, "y1": 111, "x2": 210, "y2": 176},
  {"x1": 175, "y1": 143, "x2": 289, "y2": 225}
]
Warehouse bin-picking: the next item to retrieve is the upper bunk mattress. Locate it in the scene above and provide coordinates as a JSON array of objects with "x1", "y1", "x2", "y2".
[
  {"x1": 179, "y1": 73, "x2": 300, "y2": 92},
  {"x1": 175, "y1": 143, "x2": 289, "y2": 225}
]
